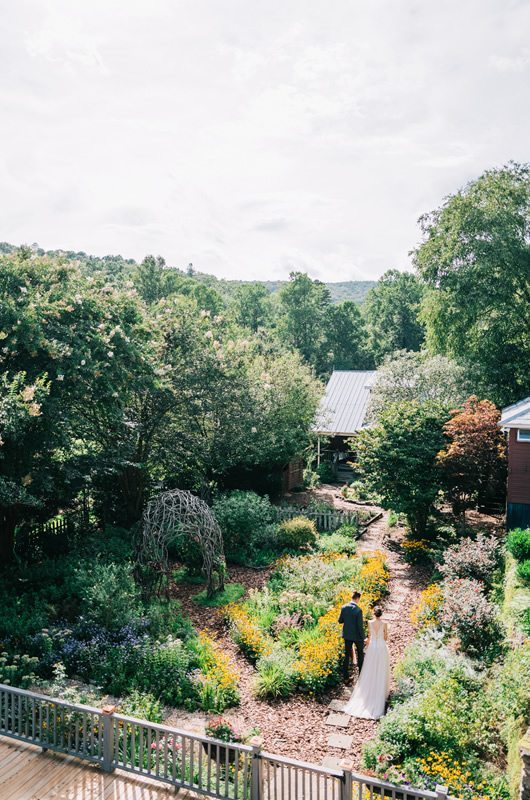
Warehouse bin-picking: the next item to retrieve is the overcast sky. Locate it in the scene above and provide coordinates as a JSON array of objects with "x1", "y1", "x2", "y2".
[{"x1": 1, "y1": 1, "x2": 529, "y2": 281}]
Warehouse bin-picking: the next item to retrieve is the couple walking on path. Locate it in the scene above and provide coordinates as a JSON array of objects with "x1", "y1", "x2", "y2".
[{"x1": 339, "y1": 590, "x2": 390, "y2": 720}]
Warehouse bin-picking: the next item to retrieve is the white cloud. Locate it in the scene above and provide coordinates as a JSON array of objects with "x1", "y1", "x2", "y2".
[{"x1": 0, "y1": 0, "x2": 528, "y2": 280}]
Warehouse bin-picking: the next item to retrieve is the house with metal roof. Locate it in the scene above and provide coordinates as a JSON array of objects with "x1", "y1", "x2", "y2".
[
  {"x1": 500, "y1": 396, "x2": 530, "y2": 528},
  {"x1": 314, "y1": 370, "x2": 376, "y2": 481}
]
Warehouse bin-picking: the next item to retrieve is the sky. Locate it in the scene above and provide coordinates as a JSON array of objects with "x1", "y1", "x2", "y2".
[{"x1": 1, "y1": 1, "x2": 529, "y2": 282}]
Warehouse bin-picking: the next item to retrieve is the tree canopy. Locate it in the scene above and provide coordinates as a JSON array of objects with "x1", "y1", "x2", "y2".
[
  {"x1": 414, "y1": 162, "x2": 530, "y2": 406},
  {"x1": 363, "y1": 270, "x2": 424, "y2": 364},
  {"x1": 354, "y1": 400, "x2": 448, "y2": 537}
]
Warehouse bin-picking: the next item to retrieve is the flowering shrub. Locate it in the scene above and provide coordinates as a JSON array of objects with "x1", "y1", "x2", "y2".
[
  {"x1": 231, "y1": 550, "x2": 389, "y2": 697},
  {"x1": 226, "y1": 604, "x2": 272, "y2": 661},
  {"x1": 441, "y1": 578, "x2": 504, "y2": 660},
  {"x1": 0, "y1": 651, "x2": 39, "y2": 688},
  {"x1": 205, "y1": 716, "x2": 242, "y2": 743},
  {"x1": 410, "y1": 585, "x2": 443, "y2": 629},
  {"x1": 134, "y1": 637, "x2": 199, "y2": 707},
  {"x1": 195, "y1": 631, "x2": 239, "y2": 711},
  {"x1": 401, "y1": 539, "x2": 431, "y2": 564},
  {"x1": 438, "y1": 533, "x2": 501, "y2": 587},
  {"x1": 118, "y1": 689, "x2": 163, "y2": 723},
  {"x1": 358, "y1": 550, "x2": 390, "y2": 599},
  {"x1": 397, "y1": 752, "x2": 509, "y2": 800}
]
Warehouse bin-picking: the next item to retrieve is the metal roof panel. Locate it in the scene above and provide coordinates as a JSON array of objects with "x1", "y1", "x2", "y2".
[{"x1": 314, "y1": 370, "x2": 376, "y2": 435}]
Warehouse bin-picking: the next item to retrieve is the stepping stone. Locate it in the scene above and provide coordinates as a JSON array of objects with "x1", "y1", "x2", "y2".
[
  {"x1": 321, "y1": 756, "x2": 342, "y2": 769},
  {"x1": 325, "y1": 713, "x2": 350, "y2": 728},
  {"x1": 327, "y1": 733, "x2": 353, "y2": 749},
  {"x1": 328, "y1": 699, "x2": 346, "y2": 712}
]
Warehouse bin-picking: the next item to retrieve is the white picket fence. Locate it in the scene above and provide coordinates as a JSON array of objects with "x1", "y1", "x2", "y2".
[
  {"x1": 276, "y1": 507, "x2": 358, "y2": 532},
  {"x1": 0, "y1": 683, "x2": 452, "y2": 800}
]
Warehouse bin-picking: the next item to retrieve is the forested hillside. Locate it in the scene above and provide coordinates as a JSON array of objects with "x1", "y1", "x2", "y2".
[{"x1": 0, "y1": 242, "x2": 375, "y2": 304}]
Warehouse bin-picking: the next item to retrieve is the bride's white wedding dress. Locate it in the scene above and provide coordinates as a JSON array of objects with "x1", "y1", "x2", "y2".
[{"x1": 343, "y1": 618, "x2": 390, "y2": 720}]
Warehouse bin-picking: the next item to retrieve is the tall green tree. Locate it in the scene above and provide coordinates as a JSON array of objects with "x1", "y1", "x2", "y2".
[
  {"x1": 0, "y1": 253, "x2": 146, "y2": 556},
  {"x1": 231, "y1": 283, "x2": 272, "y2": 332},
  {"x1": 326, "y1": 301, "x2": 372, "y2": 372},
  {"x1": 278, "y1": 272, "x2": 331, "y2": 372},
  {"x1": 354, "y1": 400, "x2": 448, "y2": 537},
  {"x1": 414, "y1": 162, "x2": 530, "y2": 406},
  {"x1": 363, "y1": 269, "x2": 424, "y2": 364}
]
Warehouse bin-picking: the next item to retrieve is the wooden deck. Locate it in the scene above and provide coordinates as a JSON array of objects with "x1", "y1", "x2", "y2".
[{"x1": 0, "y1": 738, "x2": 198, "y2": 799}]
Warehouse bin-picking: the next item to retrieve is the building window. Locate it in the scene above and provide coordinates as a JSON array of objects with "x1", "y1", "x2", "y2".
[{"x1": 517, "y1": 429, "x2": 530, "y2": 442}]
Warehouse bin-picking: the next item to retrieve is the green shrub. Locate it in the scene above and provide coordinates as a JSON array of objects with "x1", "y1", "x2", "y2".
[
  {"x1": 89, "y1": 526, "x2": 134, "y2": 561},
  {"x1": 135, "y1": 637, "x2": 199, "y2": 707},
  {"x1": 315, "y1": 462, "x2": 335, "y2": 483},
  {"x1": 317, "y1": 532, "x2": 357, "y2": 556},
  {"x1": 387, "y1": 510, "x2": 398, "y2": 527},
  {"x1": 507, "y1": 528, "x2": 530, "y2": 562},
  {"x1": 73, "y1": 561, "x2": 141, "y2": 630},
  {"x1": 0, "y1": 651, "x2": 39, "y2": 688},
  {"x1": 254, "y1": 649, "x2": 295, "y2": 699},
  {"x1": 335, "y1": 523, "x2": 358, "y2": 538},
  {"x1": 118, "y1": 690, "x2": 163, "y2": 723},
  {"x1": 144, "y1": 599, "x2": 195, "y2": 640},
  {"x1": 213, "y1": 490, "x2": 276, "y2": 556},
  {"x1": 276, "y1": 517, "x2": 317, "y2": 551},
  {"x1": 517, "y1": 559, "x2": 530, "y2": 585}
]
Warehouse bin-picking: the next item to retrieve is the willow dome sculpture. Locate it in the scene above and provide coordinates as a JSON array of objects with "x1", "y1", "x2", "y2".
[{"x1": 138, "y1": 489, "x2": 225, "y2": 597}]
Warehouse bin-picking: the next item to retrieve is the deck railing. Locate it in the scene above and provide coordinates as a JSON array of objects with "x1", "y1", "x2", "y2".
[
  {"x1": 276, "y1": 507, "x2": 358, "y2": 532},
  {"x1": 0, "y1": 683, "x2": 450, "y2": 800}
]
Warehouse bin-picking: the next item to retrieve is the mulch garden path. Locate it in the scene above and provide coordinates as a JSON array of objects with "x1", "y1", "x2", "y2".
[{"x1": 166, "y1": 489, "x2": 430, "y2": 769}]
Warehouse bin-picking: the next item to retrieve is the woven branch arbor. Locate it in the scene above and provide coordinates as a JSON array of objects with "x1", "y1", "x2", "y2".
[{"x1": 138, "y1": 489, "x2": 225, "y2": 597}]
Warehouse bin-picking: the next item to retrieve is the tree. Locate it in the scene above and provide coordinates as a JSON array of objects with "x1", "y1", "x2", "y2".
[
  {"x1": 278, "y1": 272, "x2": 331, "y2": 372},
  {"x1": 367, "y1": 350, "x2": 470, "y2": 421},
  {"x1": 414, "y1": 162, "x2": 530, "y2": 406},
  {"x1": 354, "y1": 400, "x2": 448, "y2": 537},
  {"x1": 438, "y1": 396, "x2": 507, "y2": 518},
  {"x1": 326, "y1": 301, "x2": 372, "y2": 372},
  {"x1": 364, "y1": 270, "x2": 425, "y2": 364},
  {"x1": 0, "y1": 253, "x2": 146, "y2": 556},
  {"x1": 231, "y1": 283, "x2": 272, "y2": 332}
]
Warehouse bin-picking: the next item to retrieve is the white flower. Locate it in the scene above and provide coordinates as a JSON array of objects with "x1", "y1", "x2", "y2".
[
  {"x1": 251, "y1": 426, "x2": 257, "y2": 433},
  {"x1": 19, "y1": 286, "x2": 28, "y2": 294},
  {"x1": 80, "y1": 359, "x2": 86, "y2": 366},
  {"x1": 107, "y1": 350, "x2": 114, "y2": 358},
  {"x1": 57, "y1": 374, "x2": 64, "y2": 381}
]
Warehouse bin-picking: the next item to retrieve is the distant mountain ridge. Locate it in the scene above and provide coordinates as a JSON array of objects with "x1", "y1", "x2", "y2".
[{"x1": 0, "y1": 242, "x2": 376, "y2": 303}]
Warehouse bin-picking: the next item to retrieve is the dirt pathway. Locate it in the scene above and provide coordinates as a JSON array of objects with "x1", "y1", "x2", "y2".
[{"x1": 166, "y1": 497, "x2": 429, "y2": 769}]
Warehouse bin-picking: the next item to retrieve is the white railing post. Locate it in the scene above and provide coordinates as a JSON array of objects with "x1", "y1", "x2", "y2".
[
  {"x1": 340, "y1": 759, "x2": 354, "y2": 800},
  {"x1": 250, "y1": 737, "x2": 263, "y2": 800},
  {"x1": 101, "y1": 704, "x2": 116, "y2": 773},
  {"x1": 436, "y1": 784, "x2": 448, "y2": 800}
]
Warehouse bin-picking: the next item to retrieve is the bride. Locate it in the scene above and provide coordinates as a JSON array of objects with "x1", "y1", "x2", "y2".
[{"x1": 343, "y1": 606, "x2": 390, "y2": 720}]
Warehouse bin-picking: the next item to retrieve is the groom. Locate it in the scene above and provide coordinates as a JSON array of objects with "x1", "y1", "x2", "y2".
[{"x1": 338, "y1": 590, "x2": 364, "y2": 682}]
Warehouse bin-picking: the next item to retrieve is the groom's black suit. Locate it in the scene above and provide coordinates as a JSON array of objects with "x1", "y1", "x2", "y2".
[{"x1": 338, "y1": 601, "x2": 364, "y2": 679}]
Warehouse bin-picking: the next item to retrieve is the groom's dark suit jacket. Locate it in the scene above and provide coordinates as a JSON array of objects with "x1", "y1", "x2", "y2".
[{"x1": 338, "y1": 601, "x2": 364, "y2": 642}]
